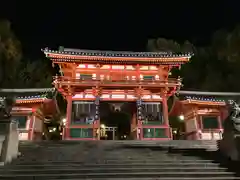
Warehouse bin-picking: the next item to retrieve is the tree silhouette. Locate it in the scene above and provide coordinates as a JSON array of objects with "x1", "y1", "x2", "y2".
[{"x1": 0, "y1": 19, "x2": 53, "y2": 88}]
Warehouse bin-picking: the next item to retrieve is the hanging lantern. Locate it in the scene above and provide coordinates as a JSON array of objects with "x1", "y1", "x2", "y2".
[
  {"x1": 94, "y1": 96, "x2": 100, "y2": 120},
  {"x1": 95, "y1": 96, "x2": 100, "y2": 105},
  {"x1": 95, "y1": 115, "x2": 99, "y2": 120},
  {"x1": 137, "y1": 99, "x2": 143, "y2": 121},
  {"x1": 95, "y1": 106, "x2": 99, "y2": 120},
  {"x1": 137, "y1": 99, "x2": 142, "y2": 106}
]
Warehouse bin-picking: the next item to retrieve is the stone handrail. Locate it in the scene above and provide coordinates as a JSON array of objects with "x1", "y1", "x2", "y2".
[
  {"x1": 201, "y1": 129, "x2": 223, "y2": 140},
  {"x1": 0, "y1": 120, "x2": 19, "y2": 165},
  {"x1": 181, "y1": 131, "x2": 198, "y2": 140},
  {"x1": 219, "y1": 101, "x2": 240, "y2": 161}
]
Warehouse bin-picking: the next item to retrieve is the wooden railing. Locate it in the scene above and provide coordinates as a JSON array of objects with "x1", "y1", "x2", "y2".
[{"x1": 53, "y1": 76, "x2": 181, "y2": 87}]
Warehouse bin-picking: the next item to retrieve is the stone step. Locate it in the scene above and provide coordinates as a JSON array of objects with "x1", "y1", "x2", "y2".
[
  {"x1": 11, "y1": 159, "x2": 216, "y2": 165},
  {"x1": 0, "y1": 167, "x2": 228, "y2": 175},
  {"x1": 11, "y1": 160, "x2": 218, "y2": 165},
  {"x1": 47, "y1": 178, "x2": 240, "y2": 180},
  {"x1": 3, "y1": 162, "x2": 220, "y2": 169},
  {"x1": 2, "y1": 141, "x2": 237, "y2": 179},
  {"x1": 19, "y1": 140, "x2": 218, "y2": 148},
  {"x1": 15, "y1": 156, "x2": 214, "y2": 160},
  {"x1": 0, "y1": 171, "x2": 236, "y2": 179}
]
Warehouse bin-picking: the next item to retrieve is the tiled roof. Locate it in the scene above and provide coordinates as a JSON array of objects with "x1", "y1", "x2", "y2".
[
  {"x1": 184, "y1": 96, "x2": 226, "y2": 102},
  {"x1": 178, "y1": 90, "x2": 240, "y2": 103},
  {"x1": 43, "y1": 48, "x2": 193, "y2": 58},
  {"x1": 43, "y1": 47, "x2": 193, "y2": 65},
  {"x1": 0, "y1": 88, "x2": 55, "y2": 101}
]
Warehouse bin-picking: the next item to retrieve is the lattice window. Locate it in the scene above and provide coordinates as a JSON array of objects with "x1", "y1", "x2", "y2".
[
  {"x1": 100, "y1": 74, "x2": 104, "y2": 80},
  {"x1": 140, "y1": 66, "x2": 149, "y2": 70},
  {"x1": 12, "y1": 116, "x2": 27, "y2": 129},
  {"x1": 70, "y1": 128, "x2": 93, "y2": 138},
  {"x1": 149, "y1": 66, "x2": 158, "y2": 70},
  {"x1": 202, "y1": 116, "x2": 219, "y2": 129},
  {"x1": 87, "y1": 64, "x2": 96, "y2": 68},
  {"x1": 80, "y1": 74, "x2": 92, "y2": 80},
  {"x1": 92, "y1": 74, "x2": 96, "y2": 80},
  {"x1": 101, "y1": 65, "x2": 110, "y2": 69},
  {"x1": 126, "y1": 65, "x2": 135, "y2": 70},
  {"x1": 142, "y1": 103, "x2": 163, "y2": 124},
  {"x1": 112, "y1": 65, "x2": 125, "y2": 70},
  {"x1": 77, "y1": 64, "x2": 86, "y2": 68},
  {"x1": 71, "y1": 101, "x2": 95, "y2": 125}
]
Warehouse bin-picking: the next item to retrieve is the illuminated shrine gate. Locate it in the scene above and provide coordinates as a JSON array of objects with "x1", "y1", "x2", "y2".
[{"x1": 43, "y1": 47, "x2": 192, "y2": 140}]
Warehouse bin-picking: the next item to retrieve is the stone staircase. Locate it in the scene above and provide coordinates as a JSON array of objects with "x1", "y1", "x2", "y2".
[
  {"x1": 0, "y1": 140, "x2": 239, "y2": 179},
  {"x1": 112, "y1": 140, "x2": 219, "y2": 150}
]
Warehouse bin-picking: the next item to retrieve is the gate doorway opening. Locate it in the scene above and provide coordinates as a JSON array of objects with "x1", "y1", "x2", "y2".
[{"x1": 100, "y1": 101, "x2": 135, "y2": 140}]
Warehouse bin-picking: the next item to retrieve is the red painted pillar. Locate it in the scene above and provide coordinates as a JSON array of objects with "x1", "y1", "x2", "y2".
[
  {"x1": 28, "y1": 107, "x2": 37, "y2": 141},
  {"x1": 136, "y1": 113, "x2": 142, "y2": 140},
  {"x1": 131, "y1": 112, "x2": 137, "y2": 139},
  {"x1": 65, "y1": 96, "x2": 72, "y2": 140},
  {"x1": 218, "y1": 115, "x2": 223, "y2": 129},
  {"x1": 140, "y1": 123, "x2": 143, "y2": 140},
  {"x1": 220, "y1": 107, "x2": 228, "y2": 128},
  {"x1": 28, "y1": 116, "x2": 34, "y2": 140},
  {"x1": 162, "y1": 96, "x2": 170, "y2": 138},
  {"x1": 196, "y1": 115, "x2": 202, "y2": 140}
]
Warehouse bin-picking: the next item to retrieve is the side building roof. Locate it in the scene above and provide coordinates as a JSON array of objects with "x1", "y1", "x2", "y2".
[
  {"x1": 180, "y1": 95, "x2": 226, "y2": 106},
  {"x1": 168, "y1": 91, "x2": 240, "y2": 116},
  {"x1": 0, "y1": 88, "x2": 55, "y2": 104},
  {"x1": 178, "y1": 90, "x2": 240, "y2": 106},
  {"x1": 43, "y1": 47, "x2": 193, "y2": 65}
]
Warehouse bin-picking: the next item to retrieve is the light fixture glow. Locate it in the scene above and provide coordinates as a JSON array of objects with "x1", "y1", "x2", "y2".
[
  {"x1": 100, "y1": 124, "x2": 106, "y2": 129},
  {"x1": 62, "y1": 118, "x2": 66, "y2": 123},
  {"x1": 179, "y1": 115, "x2": 184, "y2": 121}
]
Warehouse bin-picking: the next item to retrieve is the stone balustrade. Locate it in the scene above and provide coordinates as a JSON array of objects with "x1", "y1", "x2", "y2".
[{"x1": 0, "y1": 120, "x2": 19, "y2": 165}]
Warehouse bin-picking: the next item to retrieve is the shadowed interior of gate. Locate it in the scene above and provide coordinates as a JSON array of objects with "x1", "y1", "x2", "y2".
[{"x1": 100, "y1": 102, "x2": 135, "y2": 140}]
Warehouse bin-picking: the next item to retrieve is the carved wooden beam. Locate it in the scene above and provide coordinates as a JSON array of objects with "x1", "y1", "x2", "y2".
[
  {"x1": 92, "y1": 87, "x2": 102, "y2": 97},
  {"x1": 134, "y1": 87, "x2": 144, "y2": 99}
]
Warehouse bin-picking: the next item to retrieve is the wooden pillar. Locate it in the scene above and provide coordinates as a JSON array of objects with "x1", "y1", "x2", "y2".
[
  {"x1": 65, "y1": 95, "x2": 72, "y2": 140},
  {"x1": 162, "y1": 96, "x2": 169, "y2": 126},
  {"x1": 162, "y1": 94, "x2": 170, "y2": 138},
  {"x1": 96, "y1": 64, "x2": 100, "y2": 80},
  {"x1": 28, "y1": 115, "x2": 34, "y2": 140},
  {"x1": 198, "y1": 115, "x2": 202, "y2": 129},
  {"x1": 219, "y1": 107, "x2": 226, "y2": 130},
  {"x1": 131, "y1": 112, "x2": 137, "y2": 140},
  {"x1": 218, "y1": 115, "x2": 223, "y2": 129},
  {"x1": 113, "y1": 127, "x2": 115, "y2": 140},
  {"x1": 136, "y1": 64, "x2": 140, "y2": 80},
  {"x1": 133, "y1": 112, "x2": 137, "y2": 136},
  {"x1": 197, "y1": 115, "x2": 202, "y2": 140}
]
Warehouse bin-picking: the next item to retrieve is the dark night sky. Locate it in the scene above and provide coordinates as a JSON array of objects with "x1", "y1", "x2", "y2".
[{"x1": 1, "y1": 1, "x2": 240, "y2": 58}]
